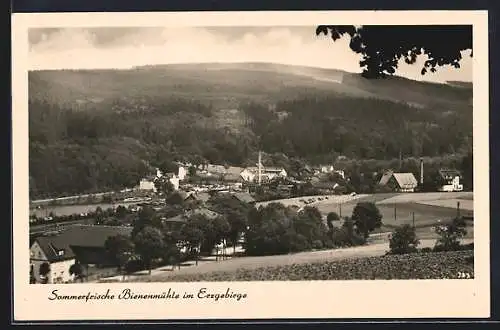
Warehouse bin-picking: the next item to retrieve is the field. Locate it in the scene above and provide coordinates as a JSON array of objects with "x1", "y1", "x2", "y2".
[
  {"x1": 126, "y1": 250, "x2": 474, "y2": 282},
  {"x1": 256, "y1": 192, "x2": 474, "y2": 240}
]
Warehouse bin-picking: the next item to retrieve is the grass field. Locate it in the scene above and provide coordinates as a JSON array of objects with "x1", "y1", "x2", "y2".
[
  {"x1": 261, "y1": 192, "x2": 474, "y2": 240},
  {"x1": 306, "y1": 191, "x2": 472, "y2": 225}
]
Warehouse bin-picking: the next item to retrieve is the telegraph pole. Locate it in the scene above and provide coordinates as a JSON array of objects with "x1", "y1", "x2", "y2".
[{"x1": 258, "y1": 151, "x2": 262, "y2": 186}]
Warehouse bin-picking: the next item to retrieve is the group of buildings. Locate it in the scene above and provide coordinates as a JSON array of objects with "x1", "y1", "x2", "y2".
[
  {"x1": 137, "y1": 156, "x2": 464, "y2": 195},
  {"x1": 29, "y1": 190, "x2": 257, "y2": 284},
  {"x1": 137, "y1": 152, "x2": 350, "y2": 195},
  {"x1": 30, "y1": 154, "x2": 465, "y2": 284},
  {"x1": 376, "y1": 158, "x2": 463, "y2": 192}
]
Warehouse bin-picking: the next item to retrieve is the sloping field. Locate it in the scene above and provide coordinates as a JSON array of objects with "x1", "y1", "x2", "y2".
[
  {"x1": 377, "y1": 192, "x2": 473, "y2": 205},
  {"x1": 416, "y1": 198, "x2": 473, "y2": 211},
  {"x1": 124, "y1": 249, "x2": 474, "y2": 282},
  {"x1": 315, "y1": 202, "x2": 471, "y2": 228}
]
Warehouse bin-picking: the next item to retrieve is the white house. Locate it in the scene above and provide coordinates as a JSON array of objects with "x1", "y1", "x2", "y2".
[
  {"x1": 169, "y1": 175, "x2": 180, "y2": 191},
  {"x1": 178, "y1": 166, "x2": 187, "y2": 181},
  {"x1": 319, "y1": 165, "x2": 334, "y2": 173},
  {"x1": 438, "y1": 169, "x2": 464, "y2": 192},
  {"x1": 30, "y1": 237, "x2": 76, "y2": 284},
  {"x1": 30, "y1": 225, "x2": 133, "y2": 284},
  {"x1": 317, "y1": 165, "x2": 345, "y2": 179},
  {"x1": 139, "y1": 177, "x2": 157, "y2": 192},
  {"x1": 240, "y1": 168, "x2": 256, "y2": 182},
  {"x1": 239, "y1": 166, "x2": 287, "y2": 183}
]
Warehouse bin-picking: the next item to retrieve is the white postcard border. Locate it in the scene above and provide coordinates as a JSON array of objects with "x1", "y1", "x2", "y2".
[{"x1": 12, "y1": 10, "x2": 490, "y2": 321}]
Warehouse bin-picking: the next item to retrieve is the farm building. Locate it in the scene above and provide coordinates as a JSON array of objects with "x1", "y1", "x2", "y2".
[
  {"x1": 438, "y1": 169, "x2": 464, "y2": 192},
  {"x1": 240, "y1": 166, "x2": 287, "y2": 183},
  {"x1": 30, "y1": 225, "x2": 132, "y2": 284},
  {"x1": 378, "y1": 171, "x2": 418, "y2": 192}
]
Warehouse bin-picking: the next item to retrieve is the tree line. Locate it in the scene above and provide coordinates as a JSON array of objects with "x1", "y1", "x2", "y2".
[{"x1": 29, "y1": 91, "x2": 472, "y2": 198}]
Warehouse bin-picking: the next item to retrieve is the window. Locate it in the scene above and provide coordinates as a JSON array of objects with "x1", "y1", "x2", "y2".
[{"x1": 57, "y1": 250, "x2": 64, "y2": 256}]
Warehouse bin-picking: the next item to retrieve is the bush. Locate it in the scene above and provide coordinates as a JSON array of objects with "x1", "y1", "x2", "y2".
[
  {"x1": 420, "y1": 247, "x2": 433, "y2": 253},
  {"x1": 351, "y1": 202, "x2": 382, "y2": 239},
  {"x1": 433, "y1": 217, "x2": 468, "y2": 252},
  {"x1": 389, "y1": 224, "x2": 420, "y2": 255},
  {"x1": 312, "y1": 240, "x2": 324, "y2": 250},
  {"x1": 287, "y1": 233, "x2": 311, "y2": 253},
  {"x1": 124, "y1": 258, "x2": 146, "y2": 273}
]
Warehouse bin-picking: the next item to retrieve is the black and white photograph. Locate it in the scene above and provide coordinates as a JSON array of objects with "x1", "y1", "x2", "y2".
[{"x1": 12, "y1": 10, "x2": 490, "y2": 320}]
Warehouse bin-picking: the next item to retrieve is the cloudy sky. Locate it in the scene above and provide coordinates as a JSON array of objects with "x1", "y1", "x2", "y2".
[{"x1": 28, "y1": 26, "x2": 473, "y2": 83}]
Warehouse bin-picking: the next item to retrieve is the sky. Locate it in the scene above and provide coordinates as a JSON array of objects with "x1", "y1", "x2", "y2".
[{"x1": 28, "y1": 26, "x2": 473, "y2": 83}]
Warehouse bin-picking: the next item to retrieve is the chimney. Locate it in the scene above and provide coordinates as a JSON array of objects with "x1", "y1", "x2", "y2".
[
  {"x1": 258, "y1": 151, "x2": 262, "y2": 185},
  {"x1": 420, "y1": 157, "x2": 424, "y2": 185}
]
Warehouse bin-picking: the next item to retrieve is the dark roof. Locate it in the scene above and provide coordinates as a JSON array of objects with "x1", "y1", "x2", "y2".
[
  {"x1": 439, "y1": 169, "x2": 462, "y2": 179},
  {"x1": 232, "y1": 192, "x2": 256, "y2": 204},
  {"x1": 70, "y1": 246, "x2": 114, "y2": 266},
  {"x1": 32, "y1": 225, "x2": 133, "y2": 263},
  {"x1": 378, "y1": 171, "x2": 394, "y2": 186}
]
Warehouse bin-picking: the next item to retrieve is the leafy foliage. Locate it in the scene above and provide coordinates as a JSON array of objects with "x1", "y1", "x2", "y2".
[
  {"x1": 207, "y1": 194, "x2": 251, "y2": 250},
  {"x1": 133, "y1": 226, "x2": 165, "y2": 274},
  {"x1": 434, "y1": 217, "x2": 468, "y2": 252},
  {"x1": 351, "y1": 202, "x2": 383, "y2": 239},
  {"x1": 154, "y1": 178, "x2": 175, "y2": 197},
  {"x1": 131, "y1": 206, "x2": 162, "y2": 238},
  {"x1": 39, "y1": 262, "x2": 50, "y2": 284},
  {"x1": 245, "y1": 203, "x2": 329, "y2": 256},
  {"x1": 69, "y1": 262, "x2": 84, "y2": 282},
  {"x1": 316, "y1": 25, "x2": 472, "y2": 78},
  {"x1": 326, "y1": 212, "x2": 340, "y2": 230},
  {"x1": 104, "y1": 234, "x2": 135, "y2": 272},
  {"x1": 389, "y1": 224, "x2": 420, "y2": 255}
]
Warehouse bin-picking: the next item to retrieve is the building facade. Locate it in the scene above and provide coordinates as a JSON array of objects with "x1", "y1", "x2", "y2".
[{"x1": 438, "y1": 169, "x2": 464, "y2": 192}]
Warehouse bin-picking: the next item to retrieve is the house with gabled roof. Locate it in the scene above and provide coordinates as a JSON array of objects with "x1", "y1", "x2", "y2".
[
  {"x1": 30, "y1": 225, "x2": 132, "y2": 284},
  {"x1": 378, "y1": 171, "x2": 418, "y2": 193}
]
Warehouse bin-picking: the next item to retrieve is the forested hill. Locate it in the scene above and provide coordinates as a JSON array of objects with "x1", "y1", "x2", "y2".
[
  {"x1": 29, "y1": 63, "x2": 473, "y2": 199},
  {"x1": 29, "y1": 62, "x2": 472, "y2": 110}
]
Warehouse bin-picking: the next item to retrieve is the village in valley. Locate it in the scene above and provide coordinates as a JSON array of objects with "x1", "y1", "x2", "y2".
[{"x1": 29, "y1": 149, "x2": 471, "y2": 284}]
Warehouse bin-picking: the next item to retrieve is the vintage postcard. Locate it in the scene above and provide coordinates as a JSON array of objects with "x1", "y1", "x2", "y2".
[{"x1": 12, "y1": 10, "x2": 489, "y2": 321}]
